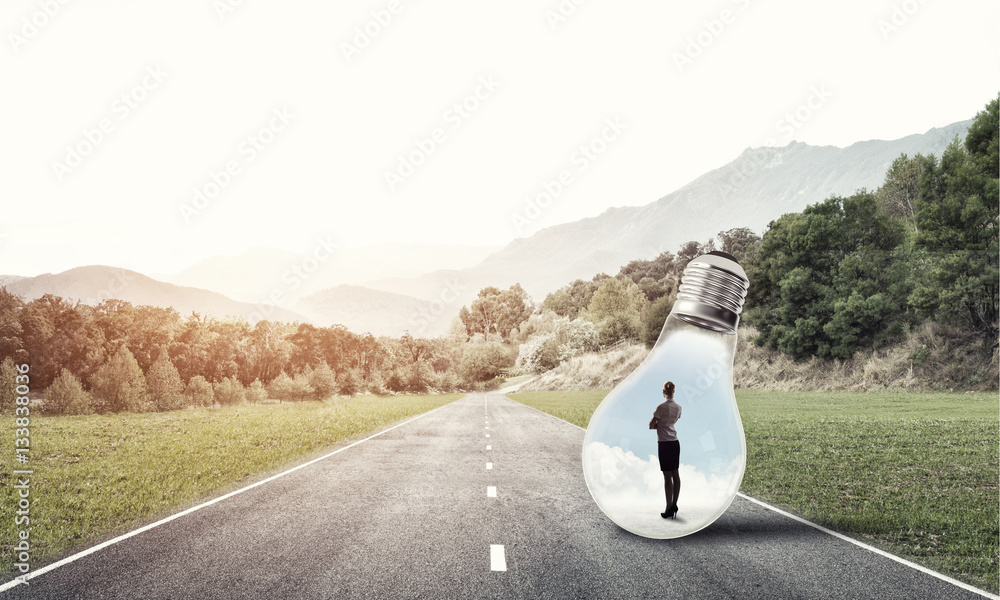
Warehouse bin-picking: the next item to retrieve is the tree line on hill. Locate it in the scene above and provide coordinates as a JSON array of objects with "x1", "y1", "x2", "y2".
[
  {"x1": 0, "y1": 293, "x2": 499, "y2": 415},
  {"x1": 502, "y1": 96, "x2": 998, "y2": 374}
]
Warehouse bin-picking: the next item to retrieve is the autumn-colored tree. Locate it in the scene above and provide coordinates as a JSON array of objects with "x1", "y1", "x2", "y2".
[
  {"x1": 146, "y1": 350, "x2": 185, "y2": 411},
  {"x1": 184, "y1": 375, "x2": 214, "y2": 408},
  {"x1": 45, "y1": 369, "x2": 93, "y2": 415},
  {"x1": 90, "y1": 345, "x2": 151, "y2": 413}
]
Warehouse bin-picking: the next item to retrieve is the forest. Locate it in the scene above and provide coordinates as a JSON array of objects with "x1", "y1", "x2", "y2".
[{"x1": 1, "y1": 97, "x2": 996, "y2": 414}]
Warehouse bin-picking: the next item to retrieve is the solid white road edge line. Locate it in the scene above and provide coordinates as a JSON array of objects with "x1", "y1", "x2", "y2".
[
  {"x1": 490, "y1": 545, "x2": 507, "y2": 571},
  {"x1": 0, "y1": 400, "x2": 459, "y2": 592},
  {"x1": 735, "y1": 492, "x2": 999, "y2": 600},
  {"x1": 501, "y1": 392, "x2": 1000, "y2": 600}
]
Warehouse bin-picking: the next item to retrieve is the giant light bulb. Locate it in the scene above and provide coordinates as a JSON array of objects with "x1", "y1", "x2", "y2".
[{"x1": 582, "y1": 251, "x2": 750, "y2": 539}]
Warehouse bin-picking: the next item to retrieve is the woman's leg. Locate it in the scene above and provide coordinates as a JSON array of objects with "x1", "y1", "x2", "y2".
[
  {"x1": 670, "y1": 470, "x2": 681, "y2": 509},
  {"x1": 662, "y1": 471, "x2": 674, "y2": 512}
]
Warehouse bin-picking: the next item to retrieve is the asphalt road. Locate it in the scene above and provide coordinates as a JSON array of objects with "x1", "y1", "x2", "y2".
[{"x1": 3, "y1": 393, "x2": 992, "y2": 599}]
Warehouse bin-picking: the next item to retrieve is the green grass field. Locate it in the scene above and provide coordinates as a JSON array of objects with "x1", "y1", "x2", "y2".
[
  {"x1": 509, "y1": 389, "x2": 999, "y2": 594},
  {"x1": 1, "y1": 393, "x2": 462, "y2": 575}
]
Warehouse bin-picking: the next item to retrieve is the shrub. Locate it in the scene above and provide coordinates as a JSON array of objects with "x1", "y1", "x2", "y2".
[
  {"x1": 337, "y1": 368, "x2": 363, "y2": 396},
  {"x1": 268, "y1": 371, "x2": 313, "y2": 402},
  {"x1": 459, "y1": 343, "x2": 514, "y2": 383},
  {"x1": 404, "y1": 361, "x2": 434, "y2": 393},
  {"x1": 516, "y1": 334, "x2": 560, "y2": 373},
  {"x1": 146, "y1": 351, "x2": 185, "y2": 412},
  {"x1": 308, "y1": 362, "x2": 338, "y2": 401},
  {"x1": 557, "y1": 318, "x2": 600, "y2": 360},
  {"x1": 185, "y1": 375, "x2": 214, "y2": 407},
  {"x1": 214, "y1": 376, "x2": 246, "y2": 406},
  {"x1": 45, "y1": 369, "x2": 93, "y2": 415},
  {"x1": 90, "y1": 345, "x2": 151, "y2": 413},
  {"x1": 246, "y1": 379, "x2": 268, "y2": 404},
  {"x1": 0, "y1": 358, "x2": 17, "y2": 413}
]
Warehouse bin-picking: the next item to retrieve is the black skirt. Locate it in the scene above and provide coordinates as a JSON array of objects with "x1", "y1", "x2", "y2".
[{"x1": 658, "y1": 440, "x2": 680, "y2": 471}]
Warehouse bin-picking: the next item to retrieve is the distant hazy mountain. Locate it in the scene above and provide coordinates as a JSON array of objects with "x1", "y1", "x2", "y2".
[
  {"x1": 294, "y1": 285, "x2": 457, "y2": 338},
  {"x1": 0, "y1": 275, "x2": 26, "y2": 288},
  {"x1": 164, "y1": 243, "x2": 501, "y2": 304},
  {"x1": 3, "y1": 266, "x2": 309, "y2": 324},
  {"x1": 367, "y1": 120, "x2": 973, "y2": 304}
]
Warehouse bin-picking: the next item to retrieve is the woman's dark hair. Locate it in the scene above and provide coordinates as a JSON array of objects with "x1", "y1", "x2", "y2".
[{"x1": 663, "y1": 381, "x2": 675, "y2": 396}]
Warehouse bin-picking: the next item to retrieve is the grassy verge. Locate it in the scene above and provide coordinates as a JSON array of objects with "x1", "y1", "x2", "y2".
[
  {"x1": 1, "y1": 393, "x2": 462, "y2": 576},
  {"x1": 508, "y1": 389, "x2": 999, "y2": 594}
]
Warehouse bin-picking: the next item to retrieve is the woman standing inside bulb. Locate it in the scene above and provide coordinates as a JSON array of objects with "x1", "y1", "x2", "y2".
[{"x1": 650, "y1": 381, "x2": 682, "y2": 519}]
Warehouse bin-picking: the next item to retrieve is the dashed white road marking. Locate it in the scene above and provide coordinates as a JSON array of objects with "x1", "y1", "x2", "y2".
[
  {"x1": 490, "y1": 545, "x2": 507, "y2": 571},
  {"x1": 486, "y1": 433, "x2": 490, "y2": 438},
  {"x1": 486, "y1": 445, "x2": 491, "y2": 450},
  {"x1": 487, "y1": 486, "x2": 497, "y2": 498},
  {"x1": 486, "y1": 462, "x2": 493, "y2": 470}
]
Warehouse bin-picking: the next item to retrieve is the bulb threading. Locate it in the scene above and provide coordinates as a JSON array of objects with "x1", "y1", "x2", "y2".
[{"x1": 673, "y1": 255, "x2": 749, "y2": 334}]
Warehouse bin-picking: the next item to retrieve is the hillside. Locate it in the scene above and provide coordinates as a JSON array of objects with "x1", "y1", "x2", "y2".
[
  {"x1": 166, "y1": 243, "x2": 501, "y2": 305},
  {"x1": 294, "y1": 285, "x2": 455, "y2": 337},
  {"x1": 4, "y1": 266, "x2": 309, "y2": 324},
  {"x1": 520, "y1": 323, "x2": 998, "y2": 393},
  {"x1": 369, "y1": 120, "x2": 972, "y2": 303}
]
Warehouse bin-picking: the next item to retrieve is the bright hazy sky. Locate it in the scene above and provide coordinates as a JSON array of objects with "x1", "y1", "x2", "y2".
[{"x1": 3, "y1": 0, "x2": 997, "y2": 277}]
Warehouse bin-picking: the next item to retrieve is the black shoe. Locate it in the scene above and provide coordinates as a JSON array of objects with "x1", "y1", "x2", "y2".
[
  {"x1": 660, "y1": 511, "x2": 670, "y2": 519},
  {"x1": 668, "y1": 504, "x2": 678, "y2": 519}
]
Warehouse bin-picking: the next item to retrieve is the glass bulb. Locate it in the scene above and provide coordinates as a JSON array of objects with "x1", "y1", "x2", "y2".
[{"x1": 582, "y1": 251, "x2": 750, "y2": 539}]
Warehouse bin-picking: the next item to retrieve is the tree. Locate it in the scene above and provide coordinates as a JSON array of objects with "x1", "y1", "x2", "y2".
[
  {"x1": 268, "y1": 371, "x2": 313, "y2": 402},
  {"x1": 876, "y1": 153, "x2": 928, "y2": 231},
  {"x1": 146, "y1": 350, "x2": 185, "y2": 412},
  {"x1": 676, "y1": 239, "x2": 715, "y2": 267},
  {"x1": 20, "y1": 295, "x2": 104, "y2": 388},
  {"x1": 0, "y1": 288, "x2": 26, "y2": 364},
  {"x1": 214, "y1": 376, "x2": 246, "y2": 406},
  {"x1": 185, "y1": 375, "x2": 214, "y2": 408},
  {"x1": 618, "y1": 252, "x2": 678, "y2": 286},
  {"x1": 246, "y1": 379, "x2": 268, "y2": 404},
  {"x1": 515, "y1": 334, "x2": 560, "y2": 373},
  {"x1": 45, "y1": 369, "x2": 93, "y2": 415},
  {"x1": 586, "y1": 277, "x2": 647, "y2": 345},
  {"x1": 556, "y1": 317, "x2": 600, "y2": 360},
  {"x1": 716, "y1": 227, "x2": 762, "y2": 264},
  {"x1": 336, "y1": 368, "x2": 363, "y2": 396},
  {"x1": 246, "y1": 320, "x2": 294, "y2": 383},
  {"x1": 90, "y1": 345, "x2": 151, "y2": 413},
  {"x1": 541, "y1": 276, "x2": 606, "y2": 320},
  {"x1": 307, "y1": 361, "x2": 338, "y2": 400},
  {"x1": 641, "y1": 295, "x2": 675, "y2": 347},
  {"x1": 0, "y1": 358, "x2": 18, "y2": 413},
  {"x1": 170, "y1": 315, "x2": 214, "y2": 384},
  {"x1": 403, "y1": 361, "x2": 434, "y2": 393},
  {"x1": 461, "y1": 285, "x2": 533, "y2": 342},
  {"x1": 459, "y1": 343, "x2": 513, "y2": 383},
  {"x1": 445, "y1": 315, "x2": 469, "y2": 344},
  {"x1": 744, "y1": 192, "x2": 912, "y2": 359},
  {"x1": 910, "y1": 98, "x2": 999, "y2": 347}
]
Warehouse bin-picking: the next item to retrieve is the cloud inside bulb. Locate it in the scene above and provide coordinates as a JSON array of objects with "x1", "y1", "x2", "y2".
[{"x1": 583, "y1": 441, "x2": 742, "y2": 537}]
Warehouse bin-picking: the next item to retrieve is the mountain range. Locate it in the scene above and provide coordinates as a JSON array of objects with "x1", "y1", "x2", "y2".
[
  {"x1": 3, "y1": 119, "x2": 971, "y2": 337},
  {"x1": 363, "y1": 120, "x2": 972, "y2": 305},
  {"x1": 3, "y1": 266, "x2": 307, "y2": 324}
]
